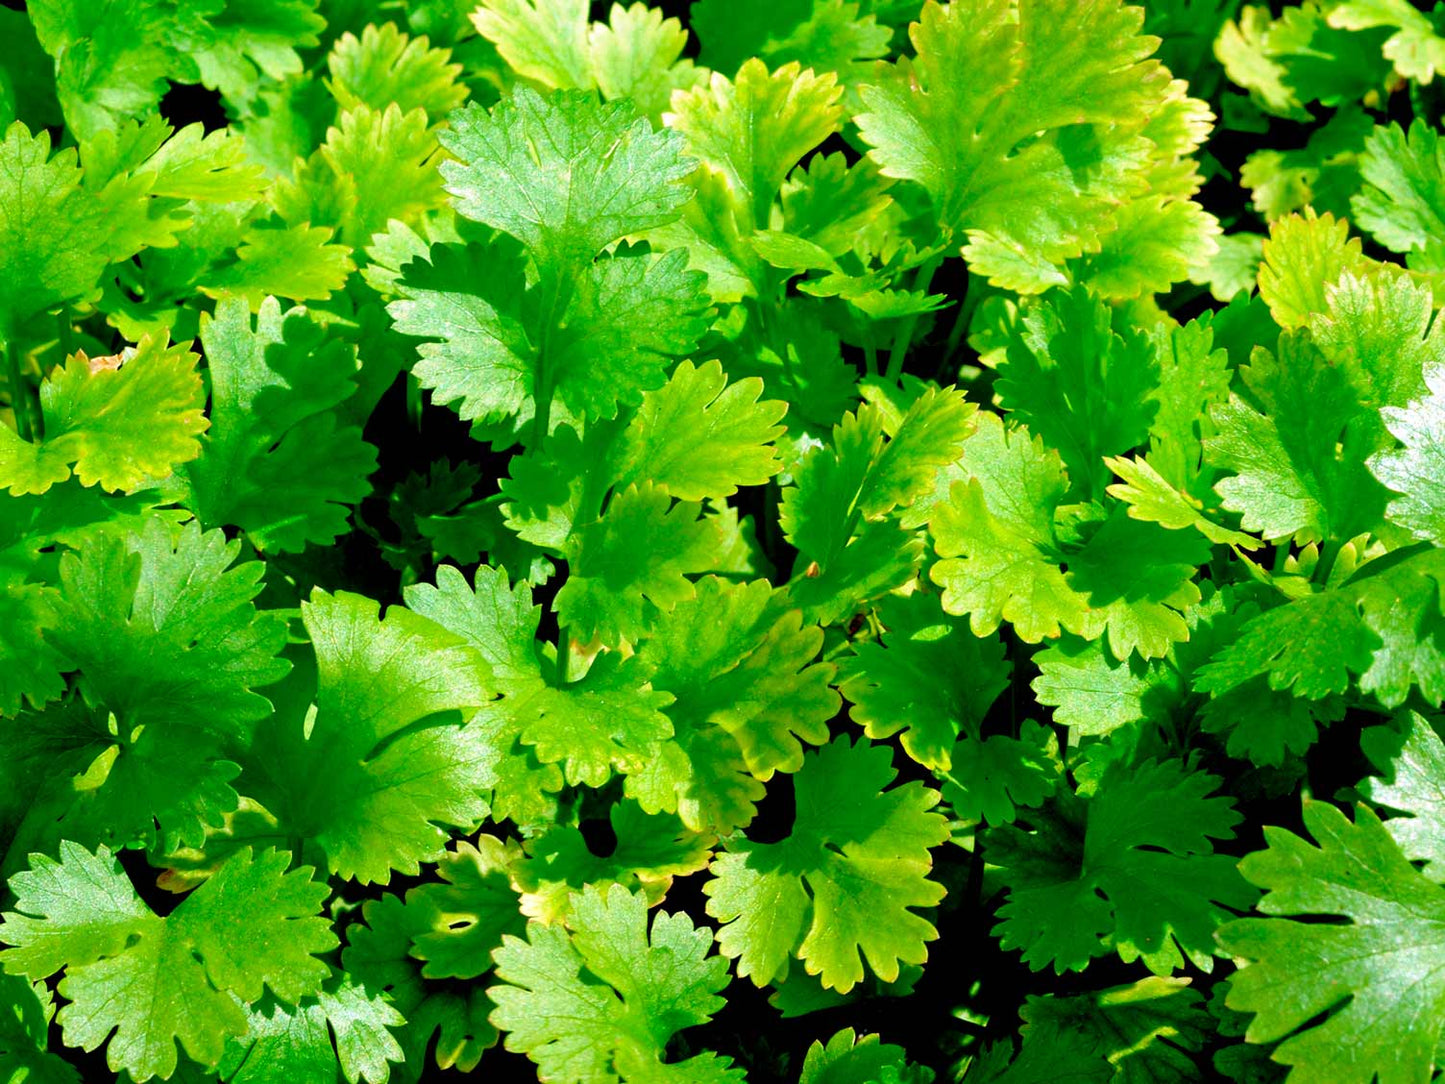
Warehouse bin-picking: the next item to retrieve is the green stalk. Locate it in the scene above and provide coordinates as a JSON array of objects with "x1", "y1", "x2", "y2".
[
  {"x1": 555, "y1": 624, "x2": 571, "y2": 686},
  {"x1": 4, "y1": 335, "x2": 34, "y2": 443},
  {"x1": 941, "y1": 267, "x2": 976, "y2": 363},
  {"x1": 1314, "y1": 538, "x2": 1344, "y2": 586},
  {"x1": 57, "y1": 307, "x2": 74, "y2": 359},
  {"x1": 884, "y1": 255, "x2": 942, "y2": 384}
]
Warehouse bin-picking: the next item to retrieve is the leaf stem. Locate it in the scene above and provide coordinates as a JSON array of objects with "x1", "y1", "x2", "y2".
[
  {"x1": 884, "y1": 255, "x2": 942, "y2": 384},
  {"x1": 941, "y1": 266, "x2": 976, "y2": 363},
  {"x1": 57, "y1": 306, "x2": 74, "y2": 359},
  {"x1": 555, "y1": 624, "x2": 570, "y2": 686},
  {"x1": 1315, "y1": 538, "x2": 1344, "y2": 586},
  {"x1": 4, "y1": 335, "x2": 34, "y2": 442}
]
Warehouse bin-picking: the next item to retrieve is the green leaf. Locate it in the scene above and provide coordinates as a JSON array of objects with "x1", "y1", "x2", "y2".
[
  {"x1": 798, "y1": 1027, "x2": 930, "y2": 1084},
  {"x1": 26, "y1": 0, "x2": 172, "y2": 139},
  {"x1": 404, "y1": 837, "x2": 526, "y2": 981},
  {"x1": 928, "y1": 414, "x2": 1085, "y2": 644},
  {"x1": 440, "y1": 86, "x2": 696, "y2": 268},
  {"x1": 518, "y1": 801, "x2": 712, "y2": 922},
  {"x1": 1372, "y1": 363, "x2": 1445, "y2": 545},
  {"x1": 554, "y1": 482, "x2": 717, "y2": 646},
  {"x1": 972, "y1": 977, "x2": 1210, "y2": 1084},
  {"x1": 0, "y1": 973, "x2": 79, "y2": 1084},
  {"x1": 783, "y1": 390, "x2": 973, "y2": 625},
  {"x1": 837, "y1": 592, "x2": 1010, "y2": 770},
  {"x1": 1197, "y1": 547, "x2": 1445, "y2": 704},
  {"x1": 219, "y1": 975, "x2": 406, "y2": 1084},
  {"x1": 627, "y1": 576, "x2": 838, "y2": 833},
  {"x1": 490, "y1": 883, "x2": 739, "y2": 1084},
  {"x1": 1218, "y1": 800, "x2": 1445, "y2": 1084},
  {"x1": 471, "y1": 0, "x2": 703, "y2": 122},
  {"x1": 0, "y1": 842, "x2": 336, "y2": 1082},
  {"x1": 203, "y1": 223, "x2": 355, "y2": 306},
  {"x1": 1361, "y1": 712, "x2": 1445, "y2": 882},
  {"x1": 1256, "y1": 210, "x2": 1370, "y2": 330},
  {"x1": 1206, "y1": 330, "x2": 1389, "y2": 544},
  {"x1": 668, "y1": 59, "x2": 843, "y2": 229},
  {"x1": 856, "y1": 0, "x2": 1172, "y2": 291},
  {"x1": 326, "y1": 22, "x2": 467, "y2": 120},
  {"x1": 182, "y1": 296, "x2": 377, "y2": 553},
  {"x1": 939, "y1": 720, "x2": 1061, "y2": 828},
  {"x1": 0, "y1": 122, "x2": 110, "y2": 338},
  {"x1": 1330, "y1": 0, "x2": 1445, "y2": 84},
  {"x1": 614, "y1": 359, "x2": 787, "y2": 501},
  {"x1": 996, "y1": 287, "x2": 1160, "y2": 501},
  {"x1": 1353, "y1": 120, "x2": 1445, "y2": 254},
  {"x1": 705, "y1": 737, "x2": 950, "y2": 992},
  {"x1": 47, "y1": 517, "x2": 289, "y2": 732},
  {"x1": 0, "y1": 336, "x2": 207, "y2": 497},
  {"x1": 342, "y1": 895, "x2": 499, "y2": 1075},
  {"x1": 991, "y1": 760, "x2": 1254, "y2": 974},
  {"x1": 254, "y1": 590, "x2": 496, "y2": 884},
  {"x1": 391, "y1": 239, "x2": 710, "y2": 431}
]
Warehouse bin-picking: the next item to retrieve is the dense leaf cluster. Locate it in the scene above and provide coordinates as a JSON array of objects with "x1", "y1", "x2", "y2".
[{"x1": 5, "y1": 0, "x2": 1445, "y2": 1081}]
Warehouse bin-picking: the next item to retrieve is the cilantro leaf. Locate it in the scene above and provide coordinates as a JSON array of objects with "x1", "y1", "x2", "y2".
[
  {"x1": 971, "y1": 977, "x2": 1211, "y2": 1084},
  {"x1": 553, "y1": 481, "x2": 718, "y2": 646},
  {"x1": 782, "y1": 389, "x2": 973, "y2": 625},
  {"x1": 613, "y1": 360, "x2": 787, "y2": 501},
  {"x1": 0, "y1": 842, "x2": 335, "y2": 1082},
  {"x1": 705, "y1": 737, "x2": 950, "y2": 992},
  {"x1": 1218, "y1": 800, "x2": 1445, "y2": 1084},
  {"x1": 250, "y1": 590, "x2": 496, "y2": 884},
  {"x1": 930, "y1": 414, "x2": 1208, "y2": 659},
  {"x1": 1205, "y1": 330, "x2": 1389, "y2": 544},
  {"x1": 837, "y1": 592, "x2": 1010, "y2": 770},
  {"x1": 1361, "y1": 712, "x2": 1445, "y2": 882},
  {"x1": 1256, "y1": 210, "x2": 1370, "y2": 330},
  {"x1": 342, "y1": 895, "x2": 499, "y2": 1075},
  {"x1": 518, "y1": 801, "x2": 713, "y2": 922},
  {"x1": 669, "y1": 59, "x2": 843, "y2": 230},
  {"x1": 0, "y1": 122, "x2": 110, "y2": 339},
  {"x1": 990, "y1": 760, "x2": 1254, "y2": 974},
  {"x1": 940, "y1": 720, "x2": 1061, "y2": 828},
  {"x1": 856, "y1": 0, "x2": 1172, "y2": 291},
  {"x1": 995, "y1": 288, "x2": 1159, "y2": 502},
  {"x1": 490, "y1": 883, "x2": 739, "y2": 1084},
  {"x1": 47, "y1": 517, "x2": 289, "y2": 733},
  {"x1": 391, "y1": 238, "x2": 709, "y2": 433},
  {"x1": 0, "y1": 335, "x2": 207, "y2": 497},
  {"x1": 1372, "y1": 362, "x2": 1445, "y2": 545},
  {"x1": 441, "y1": 87, "x2": 696, "y2": 268},
  {"x1": 326, "y1": 23, "x2": 467, "y2": 120},
  {"x1": 182, "y1": 296, "x2": 376, "y2": 553},
  {"x1": 403, "y1": 837, "x2": 525, "y2": 981},
  {"x1": 472, "y1": 0, "x2": 703, "y2": 122},
  {"x1": 1352, "y1": 120, "x2": 1445, "y2": 255},
  {"x1": 628, "y1": 576, "x2": 838, "y2": 833},
  {"x1": 0, "y1": 973, "x2": 78, "y2": 1084},
  {"x1": 219, "y1": 975, "x2": 406, "y2": 1084},
  {"x1": 798, "y1": 1027, "x2": 929, "y2": 1084},
  {"x1": 1198, "y1": 547, "x2": 1445, "y2": 705}
]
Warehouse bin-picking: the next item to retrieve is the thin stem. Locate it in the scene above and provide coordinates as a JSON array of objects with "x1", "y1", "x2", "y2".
[
  {"x1": 530, "y1": 269, "x2": 573, "y2": 449},
  {"x1": 1271, "y1": 541, "x2": 1290, "y2": 574},
  {"x1": 942, "y1": 267, "x2": 976, "y2": 362},
  {"x1": 405, "y1": 372, "x2": 423, "y2": 430},
  {"x1": 57, "y1": 307, "x2": 74, "y2": 359},
  {"x1": 554, "y1": 624, "x2": 571, "y2": 686},
  {"x1": 862, "y1": 329, "x2": 878, "y2": 378},
  {"x1": 1315, "y1": 538, "x2": 1344, "y2": 586},
  {"x1": 885, "y1": 255, "x2": 942, "y2": 384},
  {"x1": 4, "y1": 336, "x2": 34, "y2": 443}
]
